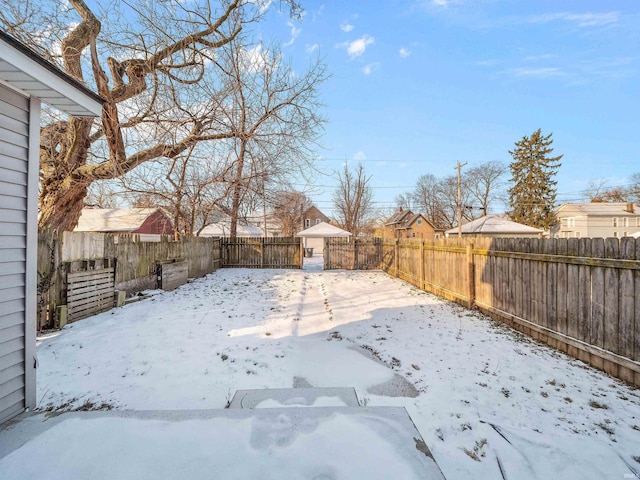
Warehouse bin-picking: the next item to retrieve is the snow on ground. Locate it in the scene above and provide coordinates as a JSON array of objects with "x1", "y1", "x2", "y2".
[{"x1": 31, "y1": 265, "x2": 640, "y2": 479}]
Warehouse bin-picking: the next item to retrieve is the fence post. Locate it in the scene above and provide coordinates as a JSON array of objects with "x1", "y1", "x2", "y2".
[
  {"x1": 467, "y1": 242, "x2": 475, "y2": 309},
  {"x1": 353, "y1": 239, "x2": 359, "y2": 270},
  {"x1": 420, "y1": 240, "x2": 425, "y2": 290},
  {"x1": 394, "y1": 239, "x2": 399, "y2": 277},
  {"x1": 260, "y1": 237, "x2": 265, "y2": 268}
]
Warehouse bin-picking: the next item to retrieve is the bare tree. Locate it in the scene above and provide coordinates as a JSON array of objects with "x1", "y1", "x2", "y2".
[
  {"x1": 271, "y1": 191, "x2": 313, "y2": 236},
  {"x1": 465, "y1": 161, "x2": 507, "y2": 216},
  {"x1": 84, "y1": 181, "x2": 122, "y2": 209},
  {"x1": 394, "y1": 192, "x2": 414, "y2": 211},
  {"x1": 118, "y1": 144, "x2": 233, "y2": 238},
  {"x1": 411, "y1": 174, "x2": 445, "y2": 228},
  {"x1": 1, "y1": 0, "x2": 303, "y2": 230},
  {"x1": 332, "y1": 163, "x2": 373, "y2": 235},
  {"x1": 212, "y1": 38, "x2": 327, "y2": 238},
  {"x1": 584, "y1": 174, "x2": 640, "y2": 203},
  {"x1": 630, "y1": 173, "x2": 640, "y2": 204}
]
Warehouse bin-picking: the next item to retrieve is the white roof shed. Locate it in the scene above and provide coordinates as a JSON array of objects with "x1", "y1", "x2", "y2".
[
  {"x1": 445, "y1": 215, "x2": 543, "y2": 238},
  {"x1": 296, "y1": 222, "x2": 351, "y2": 253}
]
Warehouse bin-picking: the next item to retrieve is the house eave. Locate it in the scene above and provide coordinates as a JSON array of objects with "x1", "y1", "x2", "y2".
[{"x1": 0, "y1": 30, "x2": 103, "y2": 117}]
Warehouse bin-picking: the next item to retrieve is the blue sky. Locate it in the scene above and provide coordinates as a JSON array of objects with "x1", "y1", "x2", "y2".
[{"x1": 258, "y1": 1, "x2": 640, "y2": 216}]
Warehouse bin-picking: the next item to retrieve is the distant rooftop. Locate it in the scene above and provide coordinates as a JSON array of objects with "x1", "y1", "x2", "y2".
[
  {"x1": 445, "y1": 215, "x2": 543, "y2": 235},
  {"x1": 75, "y1": 208, "x2": 163, "y2": 232},
  {"x1": 558, "y1": 203, "x2": 640, "y2": 216}
]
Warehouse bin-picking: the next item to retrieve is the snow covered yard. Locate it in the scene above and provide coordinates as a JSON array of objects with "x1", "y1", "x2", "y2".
[{"x1": 33, "y1": 267, "x2": 640, "y2": 479}]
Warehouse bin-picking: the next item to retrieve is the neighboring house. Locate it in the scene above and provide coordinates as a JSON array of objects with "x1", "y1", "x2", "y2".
[
  {"x1": 0, "y1": 31, "x2": 103, "y2": 424},
  {"x1": 245, "y1": 211, "x2": 282, "y2": 237},
  {"x1": 444, "y1": 215, "x2": 543, "y2": 238},
  {"x1": 199, "y1": 221, "x2": 262, "y2": 237},
  {"x1": 383, "y1": 208, "x2": 439, "y2": 239},
  {"x1": 302, "y1": 206, "x2": 331, "y2": 230},
  {"x1": 297, "y1": 222, "x2": 351, "y2": 254},
  {"x1": 551, "y1": 203, "x2": 640, "y2": 239},
  {"x1": 75, "y1": 208, "x2": 174, "y2": 240}
]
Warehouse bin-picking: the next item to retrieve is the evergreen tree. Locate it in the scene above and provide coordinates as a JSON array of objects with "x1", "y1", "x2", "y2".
[{"x1": 508, "y1": 129, "x2": 563, "y2": 230}]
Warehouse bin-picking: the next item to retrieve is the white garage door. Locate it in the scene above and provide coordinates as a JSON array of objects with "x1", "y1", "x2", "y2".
[{"x1": 303, "y1": 237, "x2": 325, "y2": 254}]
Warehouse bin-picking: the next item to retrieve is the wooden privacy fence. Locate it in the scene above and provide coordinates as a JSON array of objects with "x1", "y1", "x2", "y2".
[
  {"x1": 324, "y1": 237, "x2": 382, "y2": 270},
  {"x1": 325, "y1": 237, "x2": 640, "y2": 386},
  {"x1": 221, "y1": 237, "x2": 302, "y2": 268}
]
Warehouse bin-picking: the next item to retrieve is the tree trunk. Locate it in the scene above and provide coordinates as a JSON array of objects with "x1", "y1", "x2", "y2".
[
  {"x1": 38, "y1": 118, "x2": 94, "y2": 230},
  {"x1": 229, "y1": 142, "x2": 247, "y2": 240}
]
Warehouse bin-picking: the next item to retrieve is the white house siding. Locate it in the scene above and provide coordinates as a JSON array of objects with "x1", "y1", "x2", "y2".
[
  {"x1": 555, "y1": 211, "x2": 640, "y2": 239},
  {"x1": 0, "y1": 84, "x2": 35, "y2": 424}
]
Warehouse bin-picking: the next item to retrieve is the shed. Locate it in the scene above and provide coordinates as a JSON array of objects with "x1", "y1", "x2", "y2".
[
  {"x1": 0, "y1": 30, "x2": 102, "y2": 424},
  {"x1": 296, "y1": 222, "x2": 352, "y2": 254},
  {"x1": 75, "y1": 208, "x2": 174, "y2": 239},
  {"x1": 444, "y1": 215, "x2": 543, "y2": 238}
]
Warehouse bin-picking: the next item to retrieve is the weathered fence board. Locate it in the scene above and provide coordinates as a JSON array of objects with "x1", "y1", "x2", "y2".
[
  {"x1": 157, "y1": 261, "x2": 188, "y2": 291},
  {"x1": 590, "y1": 238, "x2": 605, "y2": 369}
]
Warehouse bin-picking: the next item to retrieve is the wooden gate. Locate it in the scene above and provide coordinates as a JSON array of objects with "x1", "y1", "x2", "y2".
[
  {"x1": 324, "y1": 238, "x2": 382, "y2": 270},
  {"x1": 221, "y1": 237, "x2": 302, "y2": 268}
]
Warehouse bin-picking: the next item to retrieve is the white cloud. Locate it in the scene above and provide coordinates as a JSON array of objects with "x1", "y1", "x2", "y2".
[
  {"x1": 475, "y1": 59, "x2": 500, "y2": 67},
  {"x1": 283, "y1": 21, "x2": 301, "y2": 47},
  {"x1": 240, "y1": 44, "x2": 270, "y2": 73},
  {"x1": 507, "y1": 67, "x2": 566, "y2": 78},
  {"x1": 306, "y1": 43, "x2": 319, "y2": 54},
  {"x1": 337, "y1": 35, "x2": 375, "y2": 59},
  {"x1": 353, "y1": 151, "x2": 366, "y2": 161},
  {"x1": 428, "y1": 0, "x2": 466, "y2": 7},
  {"x1": 399, "y1": 47, "x2": 411, "y2": 58},
  {"x1": 362, "y1": 62, "x2": 380, "y2": 75},
  {"x1": 523, "y1": 54, "x2": 558, "y2": 62},
  {"x1": 340, "y1": 22, "x2": 354, "y2": 32},
  {"x1": 247, "y1": 0, "x2": 273, "y2": 15},
  {"x1": 525, "y1": 11, "x2": 619, "y2": 28}
]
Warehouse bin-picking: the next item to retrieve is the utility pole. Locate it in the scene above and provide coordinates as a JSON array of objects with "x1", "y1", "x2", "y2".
[{"x1": 455, "y1": 161, "x2": 467, "y2": 237}]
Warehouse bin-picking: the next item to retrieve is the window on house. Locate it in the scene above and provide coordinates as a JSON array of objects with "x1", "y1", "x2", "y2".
[
  {"x1": 412, "y1": 232, "x2": 416, "y2": 238},
  {"x1": 613, "y1": 218, "x2": 618, "y2": 227},
  {"x1": 561, "y1": 218, "x2": 567, "y2": 227},
  {"x1": 623, "y1": 218, "x2": 628, "y2": 227},
  {"x1": 434, "y1": 234, "x2": 440, "y2": 239},
  {"x1": 316, "y1": 219, "x2": 321, "y2": 225},
  {"x1": 613, "y1": 231, "x2": 618, "y2": 237},
  {"x1": 417, "y1": 218, "x2": 422, "y2": 226},
  {"x1": 567, "y1": 218, "x2": 575, "y2": 228},
  {"x1": 305, "y1": 219, "x2": 310, "y2": 228},
  {"x1": 575, "y1": 231, "x2": 580, "y2": 238}
]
